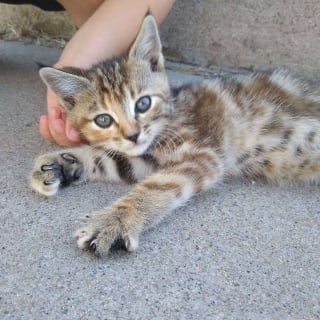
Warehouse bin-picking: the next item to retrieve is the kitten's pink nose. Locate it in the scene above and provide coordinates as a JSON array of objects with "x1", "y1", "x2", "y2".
[{"x1": 127, "y1": 133, "x2": 140, "y2": 143}]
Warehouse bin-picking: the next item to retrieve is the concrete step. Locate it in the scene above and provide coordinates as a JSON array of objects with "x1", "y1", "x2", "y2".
[
  {"x1": 1, "y1": 1, "x2": 320, "y2": 77},
  {"x1": 161, "y1": 0, "x2": 320, "y2": 77}
]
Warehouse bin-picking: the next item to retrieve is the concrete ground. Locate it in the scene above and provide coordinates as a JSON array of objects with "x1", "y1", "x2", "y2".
[{"x1": 0, "y1": 40, "x2": 319, "y2": 319}]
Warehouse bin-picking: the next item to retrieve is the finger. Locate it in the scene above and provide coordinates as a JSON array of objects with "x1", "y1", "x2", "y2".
[
  {"x1": 48, "y1": 106, "x2": 73, "y2": 146},
  {"x1": 46, "y1": 90, "x2": 86, "y2": 146},
  {"x1": 47, "y1": 90, "x2": 71, "y2": 144},
  {"x1": 39, "y1": 115, "x2": 54, "y2": 142},
  {"x1": 65, "y1": 119, "x2": 82, "y2": 142}
]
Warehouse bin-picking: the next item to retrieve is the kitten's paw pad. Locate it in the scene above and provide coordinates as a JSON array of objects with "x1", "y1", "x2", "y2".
[
  {"x1": 31, "y1": 159, "x2": 63, "y2": 196},
  {"x1": 31, "y1": 152, "x2": 83, "y2": 196},
  {"x1": 75, "y1": 210, "x2": 140, "y2": 256}
]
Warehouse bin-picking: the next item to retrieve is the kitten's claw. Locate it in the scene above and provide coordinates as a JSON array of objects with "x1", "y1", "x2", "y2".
[
  {"x1": 41, "y1": 163, "x2": 58, "y2": 171},
  {"x1": 89, "y1": 239, "x2": 97, "y2": 251},
  {"x1": 74, "y1": 226, "x2": 97, "y2": 251},
  {"x1": 124, "y1": 236, "x2": 139, "y2": 252},
  {"x1": 31, "y1": 152, "x2": 83, "y2": 196},
  {"x1": 75, "y1": 208, "x2": 140, "y2": 256},
  {"x1": 31, "y1": 159, "x2": 63, "y2": 196}
]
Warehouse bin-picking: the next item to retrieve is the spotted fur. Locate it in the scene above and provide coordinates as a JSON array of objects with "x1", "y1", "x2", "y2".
[{"x1": 31, "y1": 15, "x2": 320, "y2": 256}]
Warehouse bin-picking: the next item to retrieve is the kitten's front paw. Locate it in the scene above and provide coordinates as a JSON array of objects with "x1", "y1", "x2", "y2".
[
  {"x1": 31, "y1": 152, "x2": 83, "y2": 196},
  {"x1": 75, "y1": 207, "x2": 140, "y2": 256}
]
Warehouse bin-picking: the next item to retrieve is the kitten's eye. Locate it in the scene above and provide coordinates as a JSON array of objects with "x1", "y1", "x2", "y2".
[
  {"x1": 94, "y1": 114, "x2": 113, "y2": 128},
  {"x1": 135, "y1": 96, "x2": 152, "y2": 113}
]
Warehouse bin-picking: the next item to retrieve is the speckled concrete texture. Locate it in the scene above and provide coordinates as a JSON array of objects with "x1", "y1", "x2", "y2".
[
  {"x1": 161, "y1": 0, "x2": 320, "y2": 76},
  {"x1": 0, "y1": 41, "x2": 319, "y2": 319}
]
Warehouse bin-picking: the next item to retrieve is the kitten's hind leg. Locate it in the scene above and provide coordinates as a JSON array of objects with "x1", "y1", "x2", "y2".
[{"x1": 31, "y1": 149, "x2": 86, "y2": 196}]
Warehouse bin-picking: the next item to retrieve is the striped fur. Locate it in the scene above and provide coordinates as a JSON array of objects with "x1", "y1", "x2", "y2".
[{"x1": 31, "y1": 16, "x2": 320, "y2": 255}]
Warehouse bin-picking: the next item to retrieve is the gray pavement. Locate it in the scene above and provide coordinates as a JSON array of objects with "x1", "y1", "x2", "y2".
[{"x1": 0, "y1": 40, "x2": 319, "y2": 319}]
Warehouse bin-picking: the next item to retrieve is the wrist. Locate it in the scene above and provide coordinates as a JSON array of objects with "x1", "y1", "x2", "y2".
[{"x1": 53, "y1": 38, "x2": 93, "y2": 69}]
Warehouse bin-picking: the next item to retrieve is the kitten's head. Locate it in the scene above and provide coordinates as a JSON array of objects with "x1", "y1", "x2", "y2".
[{"x1": 40, "y1": 15, "x2": 171, "y2": 156}]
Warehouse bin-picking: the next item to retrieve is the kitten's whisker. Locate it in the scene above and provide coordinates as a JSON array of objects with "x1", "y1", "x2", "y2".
[
  {"x1": 86, "y1": 146, "x2": 118, "y2": 178},
  {"x1": 159, "y1": 126, "x2": 184, "y2": 152},
  {"x1": 163, "y1": 126, "x2": 185, "y2": 144},
  {"x1": 155, "y1": 132, "x2": 177, "y2": 154},
  {"x1": 165, "y1": 135, "x2": 178, "y2": 153}
]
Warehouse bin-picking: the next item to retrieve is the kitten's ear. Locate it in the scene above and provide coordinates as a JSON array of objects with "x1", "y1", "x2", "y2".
[
  {"x1": 39, "y1": 67, "x2": 90, "y2": 110},
  {"x1": 128, "y1": 15, "x2": 164, "y2": 71}
]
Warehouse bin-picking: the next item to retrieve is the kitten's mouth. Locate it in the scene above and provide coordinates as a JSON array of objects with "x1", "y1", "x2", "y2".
[
  {"x1": 126, "y1": 140, "x2": 151, "y2": 156},
  {"x1": 127, "y1": 127, "x2": 166, "y2": 156}
]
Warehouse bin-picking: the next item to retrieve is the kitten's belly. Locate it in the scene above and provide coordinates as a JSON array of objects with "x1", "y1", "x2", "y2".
[{"x1": 235, "y1": 117, "x2": 320, "y2": 181}]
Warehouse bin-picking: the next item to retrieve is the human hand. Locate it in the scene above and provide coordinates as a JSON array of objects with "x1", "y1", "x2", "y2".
[
  {"x1": 38, "y1": 0, "x2": 175, "y2": 147},
  {"x1": 39, "y1": 89, "x2": 86, "y2": 147}
]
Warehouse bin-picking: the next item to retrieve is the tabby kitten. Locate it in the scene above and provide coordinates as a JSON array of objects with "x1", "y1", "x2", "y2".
[{"x1": 31, "y1": 15, "x2": 320, "y2": 255}]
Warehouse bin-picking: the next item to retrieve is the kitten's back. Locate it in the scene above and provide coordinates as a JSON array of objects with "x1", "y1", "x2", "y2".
[{"x1": 169, "y1": 69, "x2": 320, "y2": 184}]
